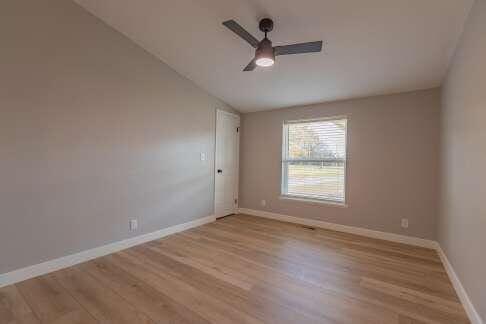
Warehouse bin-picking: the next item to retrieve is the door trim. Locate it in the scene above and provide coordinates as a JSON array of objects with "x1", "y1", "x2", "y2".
[
  {"x1": 217, "y1": 109, "x2": 240, "y2": 119},
  {"x1": 214, "y1": 109, "x2": 240, "y2": 218}
]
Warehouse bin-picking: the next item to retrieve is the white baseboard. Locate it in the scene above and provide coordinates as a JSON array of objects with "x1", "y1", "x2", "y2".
[
  {"x1": 0, "y1": 215, "x2": 215, "y2": 288},
  {"x1": 435, "y1": 244, "x2": 484, "y2": 324},
  {"x1": 238, "y1": 208, "x2": 436, "y2": 248}
]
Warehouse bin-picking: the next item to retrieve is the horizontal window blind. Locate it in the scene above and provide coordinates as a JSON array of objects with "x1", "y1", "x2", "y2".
[{"x1": 282, "y1": 118, "x2": 347, "y2": 203}]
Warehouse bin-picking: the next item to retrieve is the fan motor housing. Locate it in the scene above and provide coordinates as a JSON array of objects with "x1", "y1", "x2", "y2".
[{"x1": 255, "y1": 37, "x2": 275, "y2": 62}]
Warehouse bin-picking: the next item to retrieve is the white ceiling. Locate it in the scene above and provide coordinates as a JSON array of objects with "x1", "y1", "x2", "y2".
[{"x1": 74, "y1": 0, "x2": 473, "y2": 112}]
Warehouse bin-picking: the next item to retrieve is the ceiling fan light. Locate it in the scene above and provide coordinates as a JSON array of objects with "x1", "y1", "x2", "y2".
[
  {"x1": 255, "y1": 37, "x2": 275, "y2": 68},
  {"x1": 255, "y1": 57, "x2": 274, "y2": 67}
]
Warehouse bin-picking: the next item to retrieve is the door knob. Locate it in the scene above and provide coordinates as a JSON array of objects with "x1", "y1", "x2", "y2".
[{"x1": 217, "y1": 169, "x2": 223, "y2": 173}]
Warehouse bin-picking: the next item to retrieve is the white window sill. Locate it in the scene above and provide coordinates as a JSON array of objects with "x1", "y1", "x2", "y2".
[{"x1": 279, "y1": 195, "x2": 348, "y2": 208}]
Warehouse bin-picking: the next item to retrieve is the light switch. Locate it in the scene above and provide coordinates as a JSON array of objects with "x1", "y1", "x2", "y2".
[
  {"x1": 200, "y1": 152, "x2": 206, "y2": 161},
  {"x1": 401, "y1": 218, "x2": 409, "y2": 229}
]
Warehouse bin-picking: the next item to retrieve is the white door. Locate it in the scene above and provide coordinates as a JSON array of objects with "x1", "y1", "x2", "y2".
[{"x1": 215, "y1": 110, "x2": 240, "y2": 218}]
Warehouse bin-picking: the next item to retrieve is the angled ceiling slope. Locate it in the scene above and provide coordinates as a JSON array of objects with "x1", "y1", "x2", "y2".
[{"x1": 73, "y1": 0, "x2": 473, "y2": 112}]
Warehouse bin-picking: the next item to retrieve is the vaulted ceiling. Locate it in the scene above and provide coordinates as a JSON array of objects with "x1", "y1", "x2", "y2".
[{"x1": 74, "y1": 0, "x2": 473, "y2": 112}]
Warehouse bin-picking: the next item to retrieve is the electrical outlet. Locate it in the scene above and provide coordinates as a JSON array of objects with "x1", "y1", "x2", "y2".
[
  {"x1": 261, "y1": 200, "x2": 266, "y2": 207},
  {"x1": 129, "y1": 219, "x2": 138, "y2": 231},
  {"x1": 401, "y1": 218, "x2": 409, "y2": 229}
]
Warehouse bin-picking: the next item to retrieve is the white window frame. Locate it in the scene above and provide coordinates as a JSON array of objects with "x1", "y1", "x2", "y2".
[{"x1": 280, "y1": 116, "x2": 348, "y2": 206}]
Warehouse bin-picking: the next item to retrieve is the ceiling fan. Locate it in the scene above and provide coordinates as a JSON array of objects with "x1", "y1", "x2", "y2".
[{"x1": 222, "y1": 18, "x2": 323, "y2": 71}]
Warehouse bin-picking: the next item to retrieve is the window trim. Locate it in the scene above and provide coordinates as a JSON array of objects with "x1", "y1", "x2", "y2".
[
  {"x1": 281, "y1": 116, "x2": 348, "y2": 206},
  {"x1": 279, "y1": 194, "x2": 348, "y2": 207}
]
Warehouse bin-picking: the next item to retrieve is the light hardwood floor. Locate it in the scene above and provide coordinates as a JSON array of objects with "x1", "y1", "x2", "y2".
[{"x1": 0, "y1": 214, "x2": 469, "y2": 324}]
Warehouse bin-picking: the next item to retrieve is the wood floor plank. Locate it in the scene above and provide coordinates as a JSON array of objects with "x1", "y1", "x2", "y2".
[
  {"x1": 150, "y1": 235, "x2": 399, "y2": 324},
  {"x1": 360, "y1": 277, "x2": 465, "y2": 316},
  {"x1": 398, "y1": 314, "x2": 428, "y2": 324},
  {"x1": 177, "y1": 229, "x2": 467, "y2": 323},
  {"x1": 145, "y1": 241, "x2": 255, "y2": 291},
  {"x1": 79, "y1": 257, "x2": 210, "y2": 324},
  {"x1": 0, "y1": 214, "x2": 470, "y2": 324},
  {"x1": 16, "y1": 274, "x2": 97, "y2": 324},
  {"x1": 108, "y1": 251, "x2": 264, "y2": 324},
  {"x1": 213, "y1": 219, "x2": 445, "y2": 274},
  {"x1": 127, "y1": 245, "x2": 329, "y2": 324},
  {"x1": 0, "y1": 286, "x2": 39, "y2": 324},
  {"x1": 54, "y1": 267, "x2": 155, "y2": 324},
  {"x1": 226, "y1": 215, "x2": 441, "y2": 262},
  {"x1": 192, "y1": 219, "x2": 457, "y2": 298}
]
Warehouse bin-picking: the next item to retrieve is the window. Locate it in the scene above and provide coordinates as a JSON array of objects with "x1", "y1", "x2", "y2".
[{"x1": 281, "y1": 117, "x2": 347, "y2": 204}]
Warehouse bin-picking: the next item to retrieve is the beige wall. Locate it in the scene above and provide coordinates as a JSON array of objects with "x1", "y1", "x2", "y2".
[
  {"x1": 240, "y1": 89, "x2": 440, "y2": 239},
  {"x1": 0, "y1": 0, "x2": 235, "y2": 273},
  {"x1": 439, "y1": 0, "x2": 486, "y2": 320}
]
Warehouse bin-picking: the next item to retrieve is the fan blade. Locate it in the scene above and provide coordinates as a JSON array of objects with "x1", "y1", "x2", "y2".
[
  {"x1": 274, "y1": 41, "x2": 323, "y2": 56},
  {"x1": 223, "y1": 20, "x2": 259, "y2": 48},
  {"x1": 243, "y1": 59, "x2": 257, "y2": 71}
]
